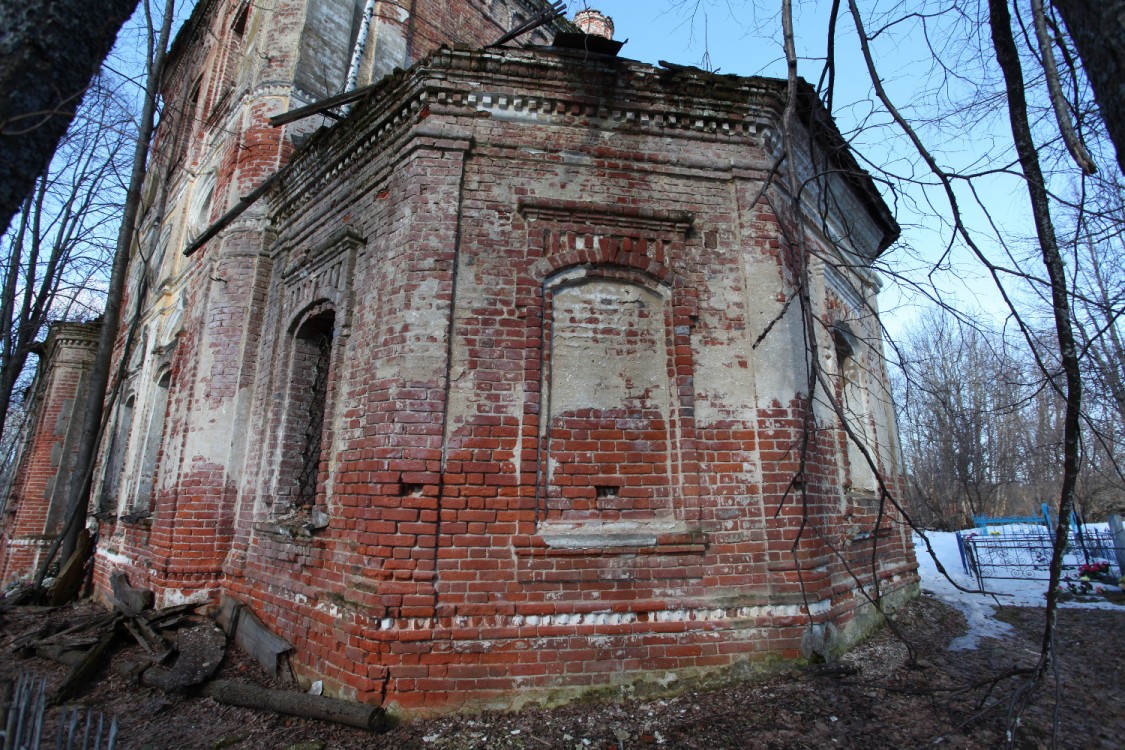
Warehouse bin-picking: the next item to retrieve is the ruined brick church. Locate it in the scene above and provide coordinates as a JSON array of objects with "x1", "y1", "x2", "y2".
[{"x1": 2, "y1": 0, "x2": 916, "y2": 715}]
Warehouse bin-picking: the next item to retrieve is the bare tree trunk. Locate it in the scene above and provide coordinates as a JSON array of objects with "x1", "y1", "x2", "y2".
[
  {"x1": 1053, "y1": 0, "x2": 1125, "y2": 177},
  {"x1": 0, "y1": 98, "x2": 128, "y2": 448},
  {"x1": 988, "y1": 0, "x2": 1084, "y2": 724},
  {"x1": 0, "y1": 0, "x2": 140, "y2": 235},
  {"x1": 0, "y1": 196, "x2": 33, "y2": 440},
  {"x1": 53, "y1": 0, "x2": 176, "y2": 569}
]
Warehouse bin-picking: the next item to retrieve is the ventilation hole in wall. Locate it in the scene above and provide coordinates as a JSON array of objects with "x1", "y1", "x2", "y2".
[
  {"x1": 399, "y1": 483, "x2": 425, "y2": 497},
  {"x1": 595, "y1": 486, "x2": 619, "y2": 500}
]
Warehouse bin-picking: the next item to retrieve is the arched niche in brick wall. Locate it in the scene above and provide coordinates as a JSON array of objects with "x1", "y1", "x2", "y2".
[
  {"x1": 540, "y1": 269, "x2": 677, "y2": 526},
  {"x1": 517, "y1": 200, "x2": 703, "y2": 552},
  {"x1": 256, "y1": 228, "x2": 361, "y2": 527}
]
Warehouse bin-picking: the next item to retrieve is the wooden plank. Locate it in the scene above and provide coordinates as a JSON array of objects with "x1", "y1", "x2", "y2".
[
  {"x1": 34, "y1": 612, "x2": 117, "y2": 646},
  {"x1": 145, "y1": 602, "x2": 202, "y2": 625},
  {"x1": 52, "y1": 616, "x2": 121, "y2": 704},
  {"x1": 122, "y1": 617, "x2": 173, "y2": 663},
  {"x1": 35, "y1": 644, "x2": 85, "y2": 667},
  {"x1": 214, "y1": 595, "x2": 241, "y2": 634},
  {"x1": 267, "y1": 83, "x2": 381, "y2": 127},
  {"x1": 216, "y1": 596, "x2": 293, "y2": 679},
  {"x1": 182, "y1": 165, "x2": 292, "y2": 257}
]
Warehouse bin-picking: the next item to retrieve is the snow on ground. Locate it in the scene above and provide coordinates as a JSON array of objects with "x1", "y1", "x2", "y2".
[{"x1": 912, "y1": 525, "x2": 1123, "y2": 649}]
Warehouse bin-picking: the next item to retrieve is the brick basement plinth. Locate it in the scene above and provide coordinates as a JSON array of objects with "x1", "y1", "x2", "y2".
[{"x1": 2, "y1": 1, "x2": 917, "y2": 718}]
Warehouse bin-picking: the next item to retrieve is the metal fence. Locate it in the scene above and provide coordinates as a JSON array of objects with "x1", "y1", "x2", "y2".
[
  {"x1": 1, "y1": 673, "x2": 118, "y2": 750},
  {"x1": 958, "y1": 525, "x2": 1123, "y2": 588}
]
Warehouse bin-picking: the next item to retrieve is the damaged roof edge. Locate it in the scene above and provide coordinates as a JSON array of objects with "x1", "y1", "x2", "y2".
[
  {"x1": 161, "y1": 0, "x2": 224, "y2": 88},
  {"x1": 260, "y1": 46, "x2": 899, "y2": 257},
  {"x1": 793, "y1": 78, "x2": 901, "y2": 255}
]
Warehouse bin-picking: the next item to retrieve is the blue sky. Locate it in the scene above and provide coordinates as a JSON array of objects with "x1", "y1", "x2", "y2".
[
  {"x1": 565, "y1": 2, "x2": 1035, "y2": 333},
  {"x1": 566, "y1": 1, "x2": 790, "y2": 75}
]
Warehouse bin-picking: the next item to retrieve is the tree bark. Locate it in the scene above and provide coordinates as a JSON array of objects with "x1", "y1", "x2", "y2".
[
  {"x1": 0, "y1": 0, "x2": 140, "y2": 235},
  {"x1": 990, "y1": 0, "x2": 1084, "y2": 720},
  {"x1": 1054, "y1": 0, "x2": 1125, "y2": 177},
  {"x1": 197, "y1": 680, "x2": 386, "y2": 732},
  {"x1": 54, "y1": 0, "x2": 175, "y2": 568}
]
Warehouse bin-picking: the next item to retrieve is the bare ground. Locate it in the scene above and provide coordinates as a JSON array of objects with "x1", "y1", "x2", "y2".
[{"x1": 2, "y1": 594, "x2": 1122, "y2": 749}]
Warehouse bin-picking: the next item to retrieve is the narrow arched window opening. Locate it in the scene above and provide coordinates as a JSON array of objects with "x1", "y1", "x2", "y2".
[
  {"x1": 100, "y1": 395, "x2": 135, "y2": 513},
  {"x1": 283, "y1": 309, "x2": 336, "y2": 511},
  {"x1": 136, "y1": 371, "x2": 171, "y2": 511},
  {"x1": 232, "y1": 3, "x2": 249, "y2": 36}
]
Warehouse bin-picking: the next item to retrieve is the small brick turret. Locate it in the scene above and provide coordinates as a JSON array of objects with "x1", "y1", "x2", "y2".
[{"x1": 574, "y1": 9, "x2": 614, "y2": 39}]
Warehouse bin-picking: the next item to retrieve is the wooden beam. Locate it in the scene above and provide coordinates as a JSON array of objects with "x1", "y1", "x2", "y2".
[
  {"x1": 183, "y1": 164, "x2": 292, "y2": 257},
  {"x1": 268, "y1": 82, "x2": 381, "y2": 128}
]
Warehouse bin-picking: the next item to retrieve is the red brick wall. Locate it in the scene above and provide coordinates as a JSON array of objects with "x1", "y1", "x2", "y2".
[
  {"x1": 1, "y1": 323, "x2": 100, "y2": 582},
  {"x1": 87, "y1": 4, "x2": 916, "y2": 716},
  {"x1": 179, "y1": 48, "x2": 917, "y2": 713}
]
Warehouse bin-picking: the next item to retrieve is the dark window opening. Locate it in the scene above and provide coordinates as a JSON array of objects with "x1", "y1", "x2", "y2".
[
  {"x1": 186, "y1": 76, "x2": 203, "y2": 121},
  {"x1": 284, "y1": 310, "x2": 335, "y2": 510},
  {"x1": 232, "y1": 4, "x2": 249, "y2": 36}
]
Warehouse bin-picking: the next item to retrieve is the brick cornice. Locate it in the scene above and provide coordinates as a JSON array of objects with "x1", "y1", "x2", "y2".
[
  {"x1": 271, "y1": 47, "x2": 787, "y2": 225},
  {"x1": 42, "y1": 321, "x2": 102, "y2": 359}
]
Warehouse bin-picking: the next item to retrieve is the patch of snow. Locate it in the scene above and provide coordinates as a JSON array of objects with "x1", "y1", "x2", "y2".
[{"x1": 913, "y1": 526, "x2": 1122, "y2": 650}]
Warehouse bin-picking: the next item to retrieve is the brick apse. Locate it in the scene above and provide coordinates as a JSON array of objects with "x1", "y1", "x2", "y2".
[{"x1": 1, "y1": 1, "x2": 917, "y2": 715}]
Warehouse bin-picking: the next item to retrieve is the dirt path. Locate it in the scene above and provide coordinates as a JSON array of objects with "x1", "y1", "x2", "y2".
[{"x1": 2, "y1": 595, "x2": 1122, "y2": 749}]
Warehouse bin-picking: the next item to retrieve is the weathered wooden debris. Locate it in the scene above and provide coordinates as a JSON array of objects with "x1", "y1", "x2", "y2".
[
  {"x1": 8, "y1": 597, "x2": 384, "y2": 732},
  {"x1": 18, "y1": 602, "x2": 195, "y2": 665},
  {"x1": 198, "y1": 680, "x2": 386, "y2": 732},
  {"x1": 215, "y1": 596, "x2": 293, "y2": 679},
  {"x1": 144, "y1": 602, "x2": 200, "y2": 629},
  {"x1": 33, "y1": 612, "x2": 118, "y2": 647},
  {"x1": 0, "y1": 582, "x2": 38, "y2": 607},
  {"x1": 12, "y1": 610, "x2": 115, "y2": 659},
  {"x1": 4, "y1": 619, "x2": 52, "y2": 652},
  {"x1": 53, "y1": 616, "x2": 122, "y2": 704},
  {"x1": 110, "y1": 571, "x2": 154, "y2": 616},
  {"x1": 34, "y1": 642, "x2": 85, "y2": 668},
  {"x1": 142, "y1": 623, "x2": 226, "y2": 691},
  {"x1": 121, "y1": 617, "x2": 172, "y2": 664}
]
